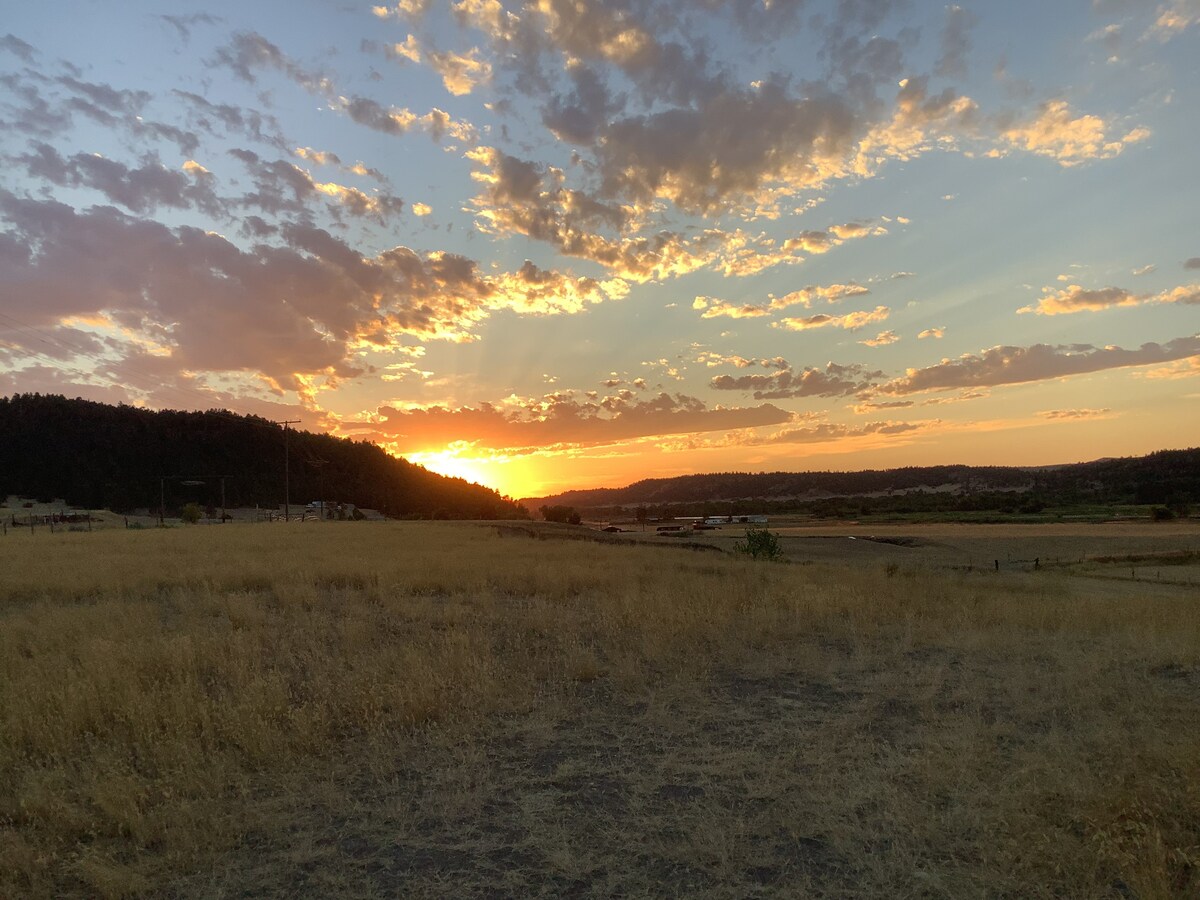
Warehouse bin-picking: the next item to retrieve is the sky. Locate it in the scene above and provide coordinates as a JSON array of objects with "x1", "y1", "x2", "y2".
[{"x1": 1, "y1": 0, "x2": 1198, "y2": 500}]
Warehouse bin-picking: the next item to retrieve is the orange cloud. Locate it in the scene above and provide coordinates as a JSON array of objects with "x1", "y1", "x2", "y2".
[
  {"x1": 774, "y1": 305, "x2": 890, "y2": 332},
  {"x1": 997, "y1": 100, "x2": 1149, "y2": 166},
  {"x1": 355, "y1": 391, "x2": 794, "y2": 454},
  {"x1": 1040, "y1": 408, "x2": 1115, "y2": 420},
  {"x1": 428, "y1": 47, "x2": 492, "y2": 95},
  {"x1": 860, "y1": 330, "x2": 900, "y2": 347},
  {"x1": 1020, "y1": 282, "x2": 1200, "y2": 315}
]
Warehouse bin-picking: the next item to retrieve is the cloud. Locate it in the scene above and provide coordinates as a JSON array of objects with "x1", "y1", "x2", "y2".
[
  {"x1": 1040, "y1": 408, "x2": 1113, "y2": 420},
  {"x1": 997, "y1": 100, "x2": 1149, "y2": 166},
  {"x1": 373, "y1": 1, "x2": 432, "y2": 20},
  {"x1": 770, "y1": 283, "x2": 870, "y2": 310},
  {"x1": 15, "y1": 143, "x2": 225, "y2": 216},
  {"x1": 1020, "y1": 282, "x2": 1200, "y2": 315},
  {"x1": 388, "y1": 34, "x2": 422, "y2": 63},
  {"x1": 879, "y1": 335, "x2": 1200, "y2": 395},
  {"x1": 212, "y1": 31, "x2": 330, "y2": 92},
  {"x1": 209, "y1": 32, "x2": 475, "y2": 144},
  {"x1": 860, "y1": 330, "x2": 900, "y2": 347},
  {"x1": 918, "y1": 327, "x2": 945, "y2": 339},
  {"x1": 773, "y1": 305, "x2": 890, "y2": 332},
  {"x1": 467, "y1": 146, "x2": 884, "y2": 282},
  {"x1": 1154, "y1": 283, "x2": 1200, "y2": 305},
  {"x1": 935, "y1": 5, "x2": 979, "y2": 78},
  {"x1": 334, "y1": 96, "x2": 476, "y2": 143},
  {"x1": 160, "y1": 13, "x2": 221, "y2": 43},
  {"x1": 0, "y1": 191, "x2": 616, "y2": 390},
  {"x1": 360, "y1": 391, "x2": 793, "y2": 454},
  {"x1": 1185, "y1": 257, "x2": 1200, "y2": 270},
  {"x1": 693, "y1": 352, "x2": 789, "y2": 370},
  {"x1": 172, "y1": 89, "x2": 288, "y2": 149},
  {"x1": 1086, "y1": 22, "x2": 1123, "y2": 62},
  {"x1": 0, "y1": 33, "x2": 36, "y2": 62},
  {"x1": 1136, "y1": 356, "x2": 1200, "y2": 380},
  {"x1": 592, "y1": 80, "x2": 860, "y2": 214},
  {"x1": 229, "y1": 148, "x2": 405, "y2": 223},
  {"x1": 1020, "y1": 284, "x2": 1137, "y2": 315},
  {"x1": 428, "y1": 47, "x2": 492, "y2": 95},
  {"x1": 694, "y1": 282, "x2": 877, "y2": 320},
  {"x1": 693, "y1": 297, "x2": 770, "y2": 319},
  {"x1": 853, "y1": 399, "x2": 915, "y2": 414},
  {"x1": 710, "y1": 362, "x2": 884, "y2": 400},
  {"x1": 1132, "y1": 264, "x2": 1156, "y2": 276},
  {"x1": 741, "y1": 420, "x2": 933, "y2": 448},
  {"x1": 541, "y1": 61, "x2": 622, "y2": 143},
  {"x1": 852, "y1": 76, "x2": 981, "y2": 172},
  {"x1": 0, "y1": 70, "x2": 201, "y2": 154},
  {"x1": 292, "y1": 147, "x2": 387, "y2": 183},
  {"x1": 1146, "y1": 1, "x2": 1200, "y2": 40}
]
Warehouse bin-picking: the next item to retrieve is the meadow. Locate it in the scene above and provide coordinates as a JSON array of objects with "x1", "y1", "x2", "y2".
[{"x1": 1, "y1": 522, "x2": 1198, "y2": 898}]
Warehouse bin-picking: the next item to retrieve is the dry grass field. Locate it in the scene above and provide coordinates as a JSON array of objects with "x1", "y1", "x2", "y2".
[
  {"x1": 1, "y1": 522, "x2": 1198, "y2": 898},
  {"x1": 623, "y1": 520, "x2": 1200, "y2": 580}
]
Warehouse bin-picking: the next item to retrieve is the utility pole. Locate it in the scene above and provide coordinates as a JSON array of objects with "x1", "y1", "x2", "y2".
[{"x1": 275, "y1": 420, "x2": 301, "y2": 521}]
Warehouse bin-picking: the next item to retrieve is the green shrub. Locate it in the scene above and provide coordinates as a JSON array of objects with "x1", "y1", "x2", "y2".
[
  {"x1": 734, "y1": 527, "x2": 783, "y2": 561},
  {"x1": 180, "y1": 503, "x2": 203, "y2": 525}
]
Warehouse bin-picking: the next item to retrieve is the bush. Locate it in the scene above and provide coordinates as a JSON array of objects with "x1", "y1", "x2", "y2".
[
  {"x1": 180, "y1": 503, "x2": 203, "y2": 524},
  {"x1": 1150, "y1": 506, "x2": 1176, "y2": 521},
  {"x1": 734, "y1": 527, "x2": 783, "y2": 561}
]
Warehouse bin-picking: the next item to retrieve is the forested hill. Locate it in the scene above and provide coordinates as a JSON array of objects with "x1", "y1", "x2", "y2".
[
  {"x1": 522, "y1": 449, "x2": 1200, "y2": 512},
  {"x1": 0, "y1": 394, "x2": 525, "y2": 519}
]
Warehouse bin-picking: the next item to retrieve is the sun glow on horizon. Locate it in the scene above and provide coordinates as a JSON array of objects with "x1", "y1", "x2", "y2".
[{"x1": 403, "y1": 448, "x2": 538, "y2": 500}]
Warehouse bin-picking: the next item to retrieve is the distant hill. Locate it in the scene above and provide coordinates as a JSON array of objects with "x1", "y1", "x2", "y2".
[
  {"x1": 0, "y1": 394, "x2": 525, "y2": 519},
  {"x1": 522, "y1": 450, "x2": 1200, "y2": 518}
]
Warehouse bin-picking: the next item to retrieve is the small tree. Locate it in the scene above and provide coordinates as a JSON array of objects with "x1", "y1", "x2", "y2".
[
  {"x1": 734, "y1": 526, "x2": 783, "y2": 561},
  {"x1": 180, "y1": 502, "x2": 203, "y2": 524}
]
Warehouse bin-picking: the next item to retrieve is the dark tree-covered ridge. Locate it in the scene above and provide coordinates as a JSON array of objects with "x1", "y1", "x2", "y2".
[
  {"x1": 524, "y1": 449, "x2": 1200, "y2": 514},
  {"x1": 0, "y1": 394, "x2": 525, "y2": 519}
]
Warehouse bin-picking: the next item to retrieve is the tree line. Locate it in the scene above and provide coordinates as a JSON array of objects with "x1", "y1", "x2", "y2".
[
  {"x1": 0, "y1": 394, "x2": 527, "y2": 520},
  {"x1": 530, "y1": 449, "x2": 1199, "y2": 519}
]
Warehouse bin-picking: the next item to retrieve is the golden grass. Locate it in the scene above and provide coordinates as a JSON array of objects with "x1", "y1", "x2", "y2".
[{"x1": 1, "y1": 523, "x2": 1198, "y2": 897}]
